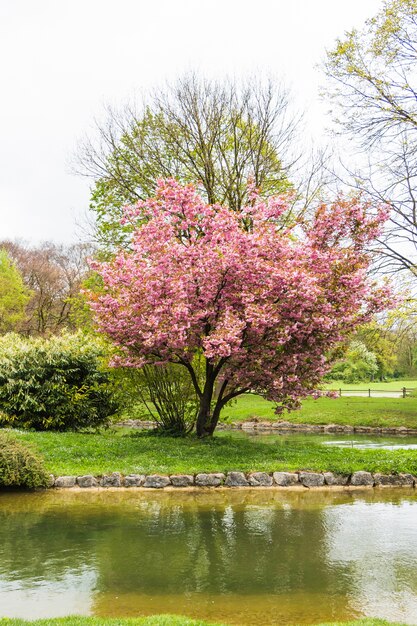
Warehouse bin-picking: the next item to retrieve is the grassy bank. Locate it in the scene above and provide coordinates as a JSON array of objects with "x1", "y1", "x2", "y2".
[
  {"x1": 0, "y1": 617, "x2": 406, "y2": 626},
  {"x1": 0, "y1": 618, "x2": 222, "y2": 626},
  {"x1": 222, "y1": 394, "x2": 417, "y2": 429},
  {"x1": 12, "y1": 428, "x2": 417, "y2": 476}
]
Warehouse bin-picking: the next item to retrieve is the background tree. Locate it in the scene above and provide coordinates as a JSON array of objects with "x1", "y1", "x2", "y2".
[
  {"x1": 328, "y1": 340, "x2": 379, "y2": 383},
  {"x1": 324, "y1": 0, "x2": 417, "y2": 276},
  {"x1": 1, "y1": 241, "x2": 93, "y2": 336},
  {"x1": 0, "y1": 249, "x2": 31, "y2": 333},
  {"x1": 88, "y1": 180, "x2": 389, "y2": 437},
  {"x1": 77, "y1": 75, "x2": 326, "y2": 251}
]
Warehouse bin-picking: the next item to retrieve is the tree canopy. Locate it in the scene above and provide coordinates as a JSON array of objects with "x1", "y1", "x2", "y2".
[
  {"x1": 87, "y1": 179, "x2": 389, "y2": 437},
  {"x1": 0, "y1": 249, "x2": 30, "y2": 333},
  {"x1": 77, "y1": 76, "x2": 316, "y2": 251}
]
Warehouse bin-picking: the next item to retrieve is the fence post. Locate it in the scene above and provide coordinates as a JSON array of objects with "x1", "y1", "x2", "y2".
[
  {"x1": 339, "y1": 388, "x2": 342, "y2": 397},
  {"x1": 368, "y1": 388, "x2": 371, "y2": 398},
  {"x1": 403, "y1": 387, "x2": 406, "y2": 398}
]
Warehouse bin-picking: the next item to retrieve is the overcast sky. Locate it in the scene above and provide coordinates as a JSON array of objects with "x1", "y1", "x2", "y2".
[{"x1": 0, "y1": 0, "x2": 382, "y2": 245}]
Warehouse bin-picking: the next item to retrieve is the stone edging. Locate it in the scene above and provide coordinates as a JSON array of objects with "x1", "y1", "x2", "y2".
[
  {"x1": 117, "y1": 419, "x2": 417, "y2": 435},
  {"x1": 49, "y1": 470, "x2": 417, "y2": 489}
]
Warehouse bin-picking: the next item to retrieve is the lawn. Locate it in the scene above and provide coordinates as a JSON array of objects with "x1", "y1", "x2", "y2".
[
  {"x1": 222, "y1": 394, "x2": 417, "y2": 429},
  {"x1": 13, "y1": 428, "x2": 417, "y2": 477},
  {"x1": 0, "y1": 618, "x2": 406, "y2": 626}
]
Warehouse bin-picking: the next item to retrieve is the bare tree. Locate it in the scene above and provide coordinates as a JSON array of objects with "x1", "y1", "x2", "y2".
[
  {"x1": 1, "y1": 241, "x2": 93, "y2": 335},
  {"x1": 324, "y1": 0, "x2": 417, "y2": 275},
  {"x1": 76, "y1": 74, "x2": 326, "y2": 250}
]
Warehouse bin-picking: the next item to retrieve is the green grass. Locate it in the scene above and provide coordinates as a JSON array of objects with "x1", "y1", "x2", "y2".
[
  {"x1": 0, "y1": 617, "x2": 406, "y2": 626},
  {"x1": 222, "y1": 394, "x2": 417, "y2": 429},
  {"x1": 11, "y1": 427, "x2": 417, "y2": 476},
  {"x1": 0, "y1": 618, "x2": 223, "y2": 626}
]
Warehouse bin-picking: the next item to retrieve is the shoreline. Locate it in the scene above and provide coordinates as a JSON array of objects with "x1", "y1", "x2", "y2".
[
  {"x1": 39, "y1": 470, "x2": 417, "y2": 491},
  {"x1": 118, "y1": 419, "x2": 417, "y2": 435}
]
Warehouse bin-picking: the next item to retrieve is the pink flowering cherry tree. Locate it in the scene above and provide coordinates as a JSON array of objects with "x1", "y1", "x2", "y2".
[{"x1": 88, "y1": 179, "x2": 389, "y2": 437}]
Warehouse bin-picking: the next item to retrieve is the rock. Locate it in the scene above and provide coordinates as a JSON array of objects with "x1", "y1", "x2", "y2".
[
  {"x1": 350, "y1": 471, "x2": 374, "y2": 486},
  {"x1": 195, "y1": 473, "x2": 225, "y2": 487},
  {"x1": 170, "y1": 474, "x2": 194, "y2": 487},
  {"x1": 54, "y1": 476, "x2": 76, "y2": 488},
  {"x1": 47, "y1": 474, "x2": 55, "y2": 488},
  {"x1": 273, "y1": 472, "x2": 299, "y2": 486},
  {"x1": 374, "y1": 473, "x2": 414, "y2": 487},
  {"x1": 101, "y1": 472, "x2": 122, "y2": 487},
  {"x1": 241, "y1": 422, "x2": 257, "y2": 429},
  {"x1": 77, "y1": 475, "x2": 98, "y2": 488},
  {"x1": 323, "y1": 424, "x2": 340, "y2": 433},
  {"x1": 299, "y1": 472, "x2": 325, "y2": 488},
  {"x1": 274, "y1": 421, "x2": 294, "y2": 429},
  {"x1": 225, "y1": 472, "x2": 249, "y2": 487},
  {"x1": 248, "y1": 472, "x2": 273, "y2": 486},
  {"x1": 143, "y1": 475, "x2": 171, "y2": 488},
  {"x1": 123, "y1": 474, "x2": 145, "y2": 487},
  {"x1": 323, "y1": 472, "x2": 349, "y2": 486}
]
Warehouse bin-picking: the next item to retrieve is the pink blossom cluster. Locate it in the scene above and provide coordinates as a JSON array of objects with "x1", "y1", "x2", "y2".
[{"x1": 88, "y1": 179, "x2": 390, "y2": 412}]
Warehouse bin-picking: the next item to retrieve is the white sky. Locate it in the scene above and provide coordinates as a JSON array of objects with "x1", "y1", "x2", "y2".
[{"x1": 0, "y1": 0, "x2": 382, "y2": 244}]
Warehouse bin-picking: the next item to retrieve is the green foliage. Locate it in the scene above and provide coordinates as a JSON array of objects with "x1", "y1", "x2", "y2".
[
  {"x1": 83, "y1": 80, "x2": 294, "y2": 252},
  {"x1": 0, "y1": 431, "x2": 49, "y2": 488},
  {"x1": 126, "y1": 363, "x2": 200, "y2": 435},
  {"x1": 0, "y1": 249, "x2": 30, "y2": 333},
  {"x1": 357, "y1": 323, "x2": 398, "y2": 379},
  {"x1": 329, "y1": 340, "x2": 379, "y2": 383},
  {"x1": 0, "y1": 332, "x2": 122, "y2": 431}
]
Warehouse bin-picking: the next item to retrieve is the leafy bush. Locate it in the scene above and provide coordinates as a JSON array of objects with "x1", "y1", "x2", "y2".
[
  {"x1": 124, "y1": 363, "x2": 200, "y2": 435},
  {"x1": 0, "y1": 431, "x2": 49, "y2": 488},
  {"x1": 0, "y1": 332, "x2": 122, "y2": 431},
  {"x1": 328, "y1": 341, "x2": 379, "y2": 383}
]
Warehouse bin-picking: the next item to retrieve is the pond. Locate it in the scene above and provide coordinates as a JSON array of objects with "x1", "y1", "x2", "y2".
[
  {"x1": 1, "y1": 490, "x2": 417, "y2": 625},
  {"x1": 232, "y1": 429, "x2": 417, "y2": 450}
]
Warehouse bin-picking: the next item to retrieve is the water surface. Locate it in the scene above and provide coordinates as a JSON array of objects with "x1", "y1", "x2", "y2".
[
  {"x1": 233, "y1": 429, "x2": 417, "y2": 450},
  {"x1": 0, "y1": 490, "x2": 416, "y2": 625}
]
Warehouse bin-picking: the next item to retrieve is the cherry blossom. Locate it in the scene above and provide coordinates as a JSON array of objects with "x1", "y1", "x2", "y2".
[{"x1": 88, "y1": 179, "x2": 390, "y2": 436}]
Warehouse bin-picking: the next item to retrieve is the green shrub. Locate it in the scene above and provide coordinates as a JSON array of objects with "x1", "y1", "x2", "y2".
[
  {"x1": 0, "y1": 332, "x2": 122, "y2": 431},
  {"x1": 0, "y1": 431, "x2": 49, "y2": 488},
  {"x1": 129, "y1": 364, "x2": 199, "y2": 435}
]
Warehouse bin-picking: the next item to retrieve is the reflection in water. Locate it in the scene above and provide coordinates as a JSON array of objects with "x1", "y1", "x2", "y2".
[
  {"x1": 0, "y1": 490, "x2": 416, "y2": 625},
  {"x1": 325, "y1": 501, "x2": 417, "y2": 623},
  {"x1": 234, "y1": 428, "x2": 417, "y2": 450}
]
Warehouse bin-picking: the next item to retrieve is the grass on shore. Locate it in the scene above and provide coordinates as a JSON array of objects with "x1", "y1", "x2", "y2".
[
  {"x1": 0, "y1": 616, "x2": 407, "y2": 626},
  {"x1": 0, "y1": 618, "x2": 223, "y2": 626},
  {"x1": 12, "y1": 427, "x2": 417, "y2": 477},
  {"x1": 222, "y1": 394, "x2": 417, "y2": 429}
]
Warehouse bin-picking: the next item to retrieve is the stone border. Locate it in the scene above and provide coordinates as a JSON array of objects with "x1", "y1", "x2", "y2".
[
  {"x1": 48, "y1": 470, "x2": 417, "y2": 489},
  {"x1": 117, "y1": 419, "x2": 417, "y2": 435}
]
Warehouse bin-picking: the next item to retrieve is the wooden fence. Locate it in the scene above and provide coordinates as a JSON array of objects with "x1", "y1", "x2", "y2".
[{"x1": 335, "y1": 387, "x2": 414, "y2": 398}]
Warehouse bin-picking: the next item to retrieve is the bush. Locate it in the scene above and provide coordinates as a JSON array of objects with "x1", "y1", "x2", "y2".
[
  {"x1": 328, "y1": 340, "x2": 379, "y2": 383},
  {"x1": 123, "y1": 363, "x2": 199, "y2": 435},
  {"x1": 0, "y1": 431, "x2": 49, "y2": 488},
  {"x1": 0, "y1": 332, "x2": 122, "y2": 431}
]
